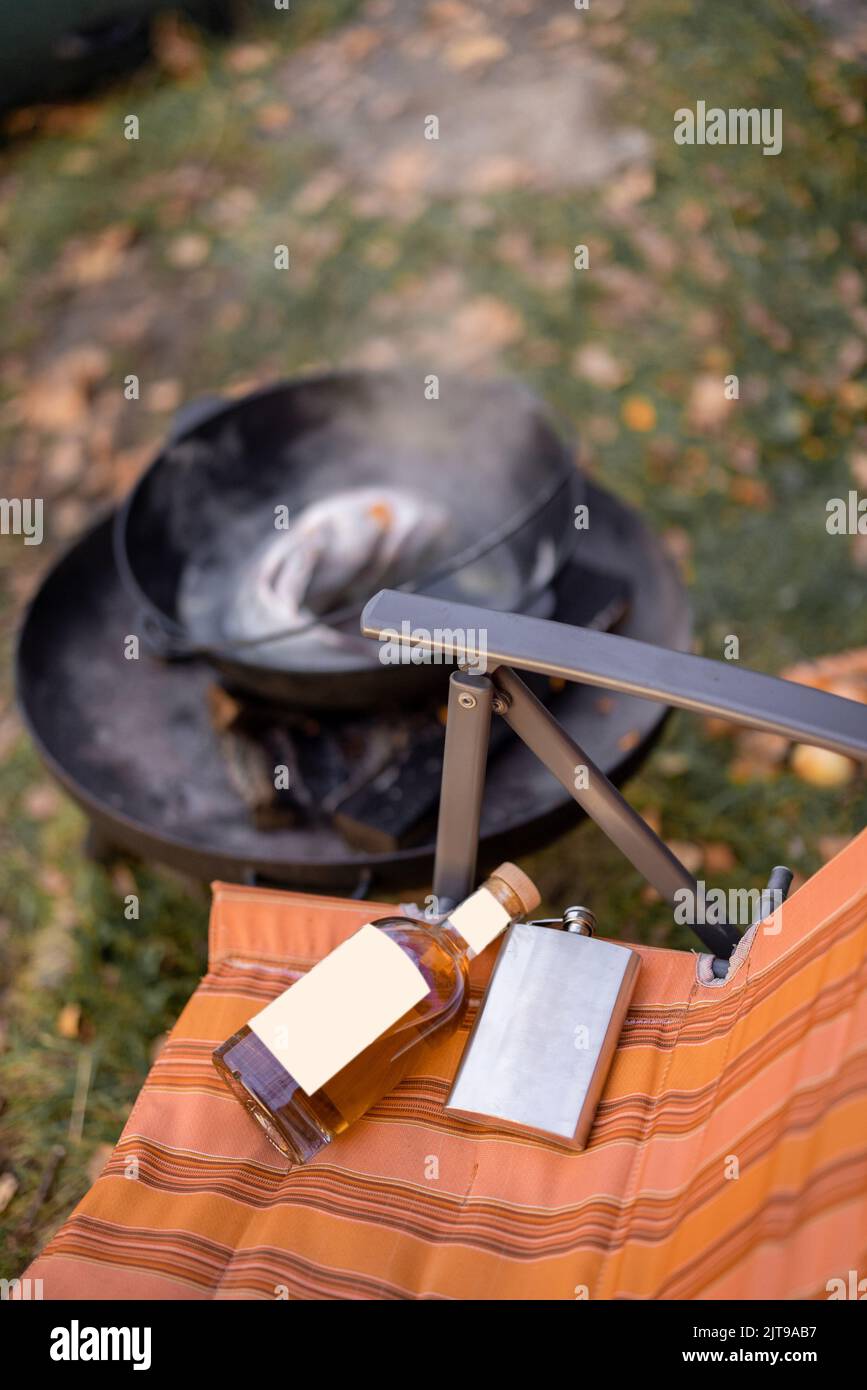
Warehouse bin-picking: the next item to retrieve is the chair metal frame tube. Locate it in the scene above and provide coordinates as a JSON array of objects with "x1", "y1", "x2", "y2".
[
  {"x1": 362, "y1": 590, "x2": 867, "y2": 959},
  {"x1": 432, "y1": 671, "x2": 493, "y2": 913}
]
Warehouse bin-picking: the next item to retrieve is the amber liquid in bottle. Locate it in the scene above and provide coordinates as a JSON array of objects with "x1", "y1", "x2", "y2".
[{"x1": 213, "y1": 866, "x2": 539, "y2": 1163}]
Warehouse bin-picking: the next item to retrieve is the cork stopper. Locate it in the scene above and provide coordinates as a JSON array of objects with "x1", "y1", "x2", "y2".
[{"x1": 488, "y1": 862, "x2": 541, "y2": 916}]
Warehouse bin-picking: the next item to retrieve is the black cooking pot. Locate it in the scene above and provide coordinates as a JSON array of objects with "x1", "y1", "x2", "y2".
[{"x1": 114, "y1": 370, "x2": 582, "y2": 709}]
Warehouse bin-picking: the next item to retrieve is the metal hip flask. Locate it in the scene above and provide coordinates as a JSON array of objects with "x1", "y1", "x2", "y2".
[{"x1": 446, "y1": 910, "x2": 640, "y2": 1149}]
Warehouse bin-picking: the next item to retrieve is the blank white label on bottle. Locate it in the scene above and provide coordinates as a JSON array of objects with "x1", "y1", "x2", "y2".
[
  {"x1": 249, "y1": 924, "x2": 428, "y2": 1097},
  {"x1": 448, "y1": 888, "x2": 510, "y2": 958}
]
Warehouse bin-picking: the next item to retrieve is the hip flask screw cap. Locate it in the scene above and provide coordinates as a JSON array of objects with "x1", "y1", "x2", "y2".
[{"x1": 563, "y1": 905, "x2": 596, "y2": 935}]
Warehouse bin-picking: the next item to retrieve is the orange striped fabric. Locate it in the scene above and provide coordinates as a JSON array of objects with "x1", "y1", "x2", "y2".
[{"x1": 24, "y1": 829, "x2": 867, "y2": 1299}]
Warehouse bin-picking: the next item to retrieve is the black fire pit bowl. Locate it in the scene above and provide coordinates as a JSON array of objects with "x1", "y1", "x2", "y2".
[
  {"x1": 114, "y1": 371, "x2": 582, "y2": 710},
  {"x1": 17, "y1": 479, "x2": 689, "y2": 893}
]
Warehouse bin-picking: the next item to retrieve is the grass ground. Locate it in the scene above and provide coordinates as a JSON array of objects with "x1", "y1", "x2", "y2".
[{"x1": 1, "y1": 0, "x2": 866, "y2": 1274}]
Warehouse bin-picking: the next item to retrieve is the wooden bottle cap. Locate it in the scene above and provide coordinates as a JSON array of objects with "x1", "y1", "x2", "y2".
[{"x1": 490, "y1": 861, "x2": 541, "y2": 915}]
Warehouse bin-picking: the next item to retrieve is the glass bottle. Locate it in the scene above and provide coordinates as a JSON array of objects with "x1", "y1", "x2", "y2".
[{"x1": 212, "y1": 863, "x2": 540, "y2": 1163}]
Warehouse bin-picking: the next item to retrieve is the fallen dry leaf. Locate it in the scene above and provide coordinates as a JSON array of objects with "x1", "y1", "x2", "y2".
[
  {"x1": 782, "y1": 648, "x2": 867, "y2": 693},
  {"x1": 729, "y1": 754, "x2": 780, "y2": 784},
  {"x1": 655, "y1": 751, "x2": 690, "y2": 776},
  {"x1": 729, "y1": 476, "x2": 771, "y2": 509},
  {"x1": 256, "y1": 102, "x2": 294, "y2": 134},
  {"x1": 632, "y1": 224, "x2": 678, "y2": 273},
  {"x1": 703, "y1": 841, "x2": 737, "y2": 875},
  {"x1": 791, "y1": 744, "x2": 856, "y2": 788},
  {"x1": 572, "y1": 344, "x2": 630, "y2": 390},
  {"x1": 144, "y1": 379, "x2": 183, "y2": 414},
  {"x1": 6, "y1": 101, "x2": 101, "y2": 139},
  {"x1": 338, "y1": 26, "x2": 383, "y2": 63},
  {"x1": 849, "y1": 450, "x2": 867, "y2": 488},
  {"x1": 225, "y1": 42, "x2": 273, "y2": 75},
  {"x1": 60, "y1": 223, "x2": 135, "y2": 286},
  {"x1": 834, "y1": 266, "x2": 863, "y2": 307},
  {"x1": 661, "y1": 526, "x2": 693, "y2": 574},
  {"x1": 166, "y1": 232, "x2": 211, "y2": 268},
  {"x1": 677, "y1": 199, "x2": 710, "y2": 233},
  {"x1": 23, "y1": 783, "x2": 62, "y2": 820},
  {"x1": 350, "y1": 337, "x2": 403, "y2": 370},
  {"x1": 729, "y1": 438, "x2": 759, "y2": 474},
  {"x1": 540, "y1": 14, "x2": 582, "y2": 45},
  {"x1": 152, "y1": 13, "x2": 203, "y2": 79},
  {"x1": 209, "y1": 186, "x2": 259, "y2": 231},
  {"x1": 622, "y1": 395, "x2": 656, "y2": 431},
  {"x1": 666, "y1": 840, "x2": 704, "y2": 874},
  {"x1": 0, "y1": 1172, "x2": 18, "y2": 1215},
  {"x1": 60, "y1": 343, "x2": 110, "y2": 386},
  {"x1": 735, "y1": 729, "x2": 790, "y2": 771},
  {"x1": 471, "y1": 155, "x2": 534, "y2": 194},
  {"x1": 47, "y1": 437, "x2": 85, "y2": 484},
  {"x1": 110, "y1": 863, "x2": 138, "y2": 898},
  {"x1": 837, "y1": 336, "x2": 866, "y2": 380},
  {"x1": 60, "y1": 147, "x2": 98, "y2": 177},
  {"x1": 379, "y1": 147, "x2": 430, "y2": 194},
  {"x1": 837, "y1": 380, "x2": 867, "y2": 412},
  {"x1": 451, "y1": 295, "x2": 524, "y2": 358},
  {"x1": 292, "y1": 169, "x2": 344, "y2": 215},
  {"x1": 605, "y1": 165, "x2": 655, "y2": 212},
  {"x1": 443, "y1": 33, "x2": 508, "y2": 69},
  {"x1": 56, "y1": 1003, "x2": 81, "y2": 1040},
  {"x1": 54, "y1": 497, "x2": 90, "y2": 538},
  {"x1": 589, "y1": 21, "x2": 628, "y2": 50},
  {"x1": 20, "y1": 378, "x2": 87, "y2": 433},
  {"x1": 426, "y1": 0, "x2": 477, "y2": 26},
  {"x1": 686, "y1": 373, "x2": 735, "y2": 432}
]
